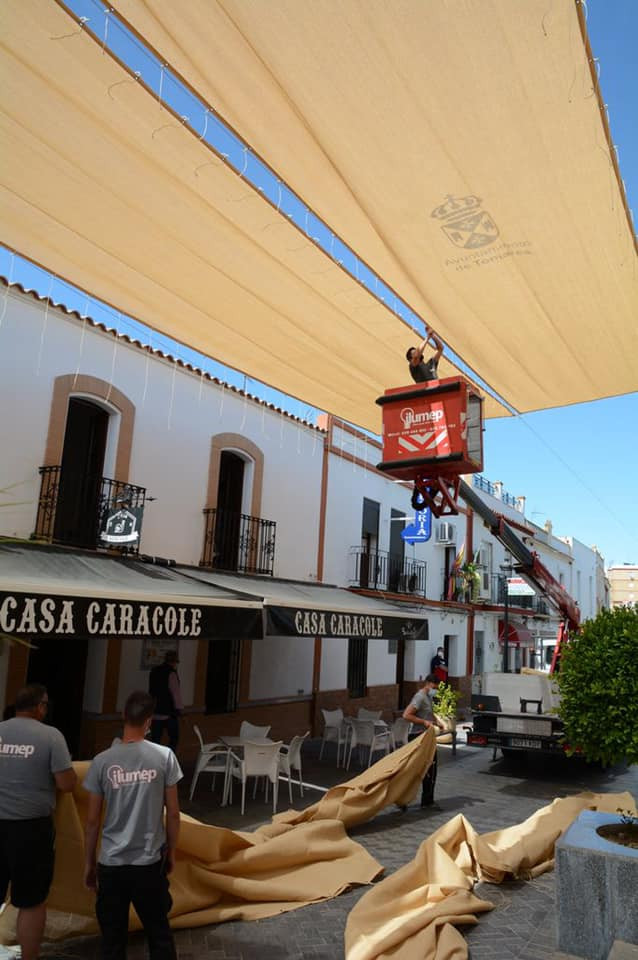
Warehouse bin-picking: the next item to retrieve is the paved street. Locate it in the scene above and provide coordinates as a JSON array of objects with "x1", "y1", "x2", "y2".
[{"x1": 43, "y1": 741, "x2": 638, "y2": 960}]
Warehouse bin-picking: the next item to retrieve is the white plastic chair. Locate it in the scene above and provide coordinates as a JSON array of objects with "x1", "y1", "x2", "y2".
[
  {"x1": 357, "y1": 707, "x2": 383, "y2": 721},
  {"x1": 279, "y1": 731, "x2": 310, "y2": 801},
  {"x1": 239, "y1": 720, "x2": 272, "y2": 740},
  {"x1": 390, "y1": 717, "x2": 412, "y2": 750},
  {"x1": 346, "y1": 718, "x2": 392, "y2": 769},
  {"x1": 226, "y1": 741, "x2": 283, "y2": 815},
  {"x1": 319, "y1": 708, "x2": 347, "y2": 765},
  {"x1": 189, "y1": 726, "x2": 230, "y2": 801}
]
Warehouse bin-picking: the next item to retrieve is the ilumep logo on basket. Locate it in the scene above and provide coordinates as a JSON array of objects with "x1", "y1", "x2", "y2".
[
  {"x1": 0, "y1": 736, "x2": 35, "y2": 758},
  {"x1": 107, "y1": 764, "x2": 158, "y2": 790},
  {"x1": 431, "y1": 194, "x2": 499, "y2": 250}
]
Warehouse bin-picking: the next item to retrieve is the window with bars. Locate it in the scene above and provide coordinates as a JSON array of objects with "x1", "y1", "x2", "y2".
[{"x1": 347, "y1": 636, "x2": 367, "y2": 698}]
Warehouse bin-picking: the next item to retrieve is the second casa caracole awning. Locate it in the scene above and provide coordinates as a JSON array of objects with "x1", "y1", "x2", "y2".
[
  {"x1": 0, "y1": 0, "x2": 506, "y2": 437},
  {"x1": 178, "y1": 568, "x2": 429, "y2": 642}
]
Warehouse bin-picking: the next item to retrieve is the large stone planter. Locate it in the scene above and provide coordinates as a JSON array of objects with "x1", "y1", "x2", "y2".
[{"x1": 556, "y1": 811, "x2": 638, "y2": 959}]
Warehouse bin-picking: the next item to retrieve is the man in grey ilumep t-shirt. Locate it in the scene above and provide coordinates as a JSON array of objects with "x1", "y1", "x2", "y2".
[
  {"x1": 403, "y1": 674, "x2": 444, "y2": 808},
  {"x1": 0, "y1": 683, "x2": 76, "y2": 960},
  {"x1": 83, "y1": 689, "x2": 182, "y2": 960}
]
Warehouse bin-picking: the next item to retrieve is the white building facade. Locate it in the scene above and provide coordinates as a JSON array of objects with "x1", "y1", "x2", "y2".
[{"x1": 0, "y1": 282, "x2": 607, "y2": 758}]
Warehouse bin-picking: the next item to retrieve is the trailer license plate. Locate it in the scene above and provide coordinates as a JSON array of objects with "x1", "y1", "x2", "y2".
[{"x1": 510, "y1": 737, "x2": 541, "y2": 749}]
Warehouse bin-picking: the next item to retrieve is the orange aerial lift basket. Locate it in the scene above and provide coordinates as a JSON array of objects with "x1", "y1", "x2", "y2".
[{"x1": 376, "y1": 376, "x2": 484, "y2": 517}]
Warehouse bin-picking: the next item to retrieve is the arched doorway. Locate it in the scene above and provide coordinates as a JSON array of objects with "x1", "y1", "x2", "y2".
[
  {"x1": 214, "y1": 451, "x2": 246, "y2": 571},
  {"x1": 54, "y1": 397, "x2": 109, "y2": 547}
]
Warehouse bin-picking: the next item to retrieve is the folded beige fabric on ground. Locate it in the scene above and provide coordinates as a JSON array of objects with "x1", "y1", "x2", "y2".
[
  {"x1": 344, "y1": 790, "x2": 637, "y2": 960},
  {"x1": 0, "y1": 732, "x2": 435, "y2": 942}
]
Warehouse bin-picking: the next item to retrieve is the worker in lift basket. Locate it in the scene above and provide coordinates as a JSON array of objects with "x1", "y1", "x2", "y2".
[{"x1": 406, "y1": 326, "x2": 444, "y2": 383}]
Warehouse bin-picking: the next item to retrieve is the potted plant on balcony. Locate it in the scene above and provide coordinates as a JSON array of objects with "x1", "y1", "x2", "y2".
[
  {"x1": 459, "y1": 561, "x2": 480, "y2": 602},
  {"x1": 433, "y1": 682, "x2": 461, "y2": 733}
]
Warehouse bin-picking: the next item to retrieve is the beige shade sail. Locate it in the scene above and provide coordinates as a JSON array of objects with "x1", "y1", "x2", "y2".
[
  {"x1": 0, "y1": 0, "x2": 506, "y2": 434},
  {"x1": 111, "y1": 0, "x2": 638, "y2": 412}
]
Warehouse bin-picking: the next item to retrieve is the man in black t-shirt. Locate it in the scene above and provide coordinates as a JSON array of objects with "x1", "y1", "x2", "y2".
[
  {"x1": 149, "y1": 651, "x2": 182, "y2": 753},
  {"x1": 406, "y1": 327, "x2": 444, "y2": 383}
]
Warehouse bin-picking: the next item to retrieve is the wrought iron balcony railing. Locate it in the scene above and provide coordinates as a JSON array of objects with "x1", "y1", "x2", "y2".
[
  {"x1": 476, "y1": 573, "x2": 549, "y2": 614},
  {"x1": 34, "y1": 465, "x2": 146, "y2": 552},
  {"x1": 201, "y1": 507, "x2": 276, "y2": 576},
  {"x1": 442, "y1": 570, "x2": 550, "y2": 614},
  {"x1": 349, "y1": 547, "x2": 426, "y2": 597}
]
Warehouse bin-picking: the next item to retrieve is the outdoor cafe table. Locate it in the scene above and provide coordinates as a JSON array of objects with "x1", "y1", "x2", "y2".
[{"x1": 218, "y1": 736, "x2": 274, "y2": 748}]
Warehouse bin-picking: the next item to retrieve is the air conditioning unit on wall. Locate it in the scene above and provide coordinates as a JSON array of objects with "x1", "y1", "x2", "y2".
[{"x1": 436, "y1": 522, "x2": 456, "y2": 544}]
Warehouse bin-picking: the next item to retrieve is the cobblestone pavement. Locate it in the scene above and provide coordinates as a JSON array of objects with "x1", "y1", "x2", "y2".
[{"x1": 42, "y1": 741, "x2": 638, "y2": 960}]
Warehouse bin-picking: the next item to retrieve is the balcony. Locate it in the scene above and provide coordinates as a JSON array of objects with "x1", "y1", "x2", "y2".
[
  {"x1": 478, "y1": 573, "x2": 550, "y2": 615},
  {"x1": 34, "y1": 465, "x2": 146, "y2": 552},
  {"x1": 201, "y1": 508, "x2": 276, "y2": 576},
  {"x1": 349, "y1": 547, "x2": 427, "y2": 597}
]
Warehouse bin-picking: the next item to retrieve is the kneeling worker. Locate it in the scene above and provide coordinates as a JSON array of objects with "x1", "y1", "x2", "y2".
[{"x1": 403, "y1": 675, "x2": 444, "y2": 807}]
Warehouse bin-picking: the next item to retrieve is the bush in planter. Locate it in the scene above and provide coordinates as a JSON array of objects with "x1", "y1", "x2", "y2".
[
  {"x1": 434, "y1": 682, "x2": 461, "y2": 729},
  {"x1": 557, "y1": 605, "x2": 638, "y2": 766}
]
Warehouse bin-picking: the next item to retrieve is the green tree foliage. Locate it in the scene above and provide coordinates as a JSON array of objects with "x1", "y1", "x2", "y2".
[{"x1": 557, "y1": 606, "x2": 638, "y2": 766}]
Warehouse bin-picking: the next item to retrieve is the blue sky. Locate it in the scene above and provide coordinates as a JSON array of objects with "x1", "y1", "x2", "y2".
[{"x1": 1, "y1": 0, "x2": 636, "y2": 567}]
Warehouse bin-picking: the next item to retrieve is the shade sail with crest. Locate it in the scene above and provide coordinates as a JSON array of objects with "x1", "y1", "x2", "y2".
[
  {"x1": 109, "y1": 0, "x2": 638, "y2": 412},
  {"x1": 0, "y1": 0, "x2": 507, "y2": 435}
]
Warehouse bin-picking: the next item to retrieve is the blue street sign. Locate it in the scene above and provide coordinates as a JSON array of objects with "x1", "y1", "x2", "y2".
[{"x1": 401, "y1": 507, "x2": 432, "y2": 544}]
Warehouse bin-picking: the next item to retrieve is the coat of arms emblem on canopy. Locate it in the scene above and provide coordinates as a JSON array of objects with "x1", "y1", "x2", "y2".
[{"x1": 432, "y1": 194, "x2": 499, "y2": 249}]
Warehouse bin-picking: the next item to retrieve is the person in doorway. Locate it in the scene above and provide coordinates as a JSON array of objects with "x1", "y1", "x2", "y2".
[
  {"x1": 83, "y1": 690, "x2": 182, "y2": 960},
  {"x1": 406, "y1": 326, "x2": 444, "y2": 383},
  {"x1": 0, "y1": 684, "x2": 77, "y2": 960},
  {"x1": 403, "y1": 675, "x2": 444, "y2": 808},
  {"x1": 148, "y1": 650, "x2": 183, "y2": 753},
  {"x1": 430, "y1": 647, "x2": 448, "y2": 683}
]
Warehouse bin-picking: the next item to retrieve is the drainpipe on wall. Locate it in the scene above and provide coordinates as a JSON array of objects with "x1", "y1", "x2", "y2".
[
  {"x1": 465, "y1": 505, "x2": 474, "y2": 677},
  {"x1": 312, "y1": 414, "x2": 332, "y2": 734}
]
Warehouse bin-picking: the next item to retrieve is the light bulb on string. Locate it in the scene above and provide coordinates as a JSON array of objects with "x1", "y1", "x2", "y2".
[
  {"x1": 35, "y1": 274, "x2": 55, "y2": 377},
  {"x1": 152, "y1": 115, "x2": 189, "y2": 139},
  {"x1": 101, "y1": 8, "x2": 113, "y2": 54},
  {"x1": 50, "y1": 16, "x2": 89, "y2": 41},
  {"x1": 107, "y1": 71, "x2": 141, "y2": 101},
  {"x1": 0, "y1": 251, "x2": 15, "y2": 332}
]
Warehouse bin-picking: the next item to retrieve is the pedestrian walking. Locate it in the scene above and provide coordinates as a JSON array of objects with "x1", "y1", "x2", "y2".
[
  {"x1": 402, "y1": 675, "x2": 444, "y2": 807},
  {"x1": 148, "y1": 651, "x2": 182, "y2": 753},
  {"x1": 83, "y1": 690, "x2": 182, "y2": 960},
  {"x1": 0, "y1": 684, "x2": 76, "y2": 960}
]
